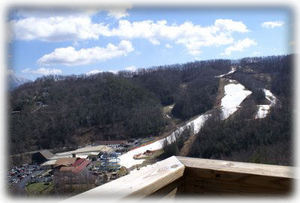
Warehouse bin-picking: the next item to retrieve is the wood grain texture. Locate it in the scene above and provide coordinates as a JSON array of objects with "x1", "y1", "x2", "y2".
[
  {"x1": 147, "y1": 176, "x2": 184, "y2": 197},
  {"x1": 65, "y1": 156, "x2": 294, "y2": 201},
  {"x1": 67, "y1": 156, "x2": 184, "y2": 200},
  {"x1": 177, "y1": 156, "x2": 293, "y2": 195},
  {"x1": 176, "y1": 156, "x2": 294, "y2": 178}
]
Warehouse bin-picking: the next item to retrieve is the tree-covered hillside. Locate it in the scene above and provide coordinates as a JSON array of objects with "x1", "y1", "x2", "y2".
[
  {"x1": 9, "y1": 59, "x2": 231, "y2": 154},
  {"x1": 189, "y1": 55, "x2": 293, "y2": 165}
]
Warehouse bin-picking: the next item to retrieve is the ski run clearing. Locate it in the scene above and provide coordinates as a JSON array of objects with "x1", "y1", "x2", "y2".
[
  {"x1": 255, "y1": 89, "x2": 277, "y2": 119},
  {"x1": 215, "y1": 66, "x2": 236, "y2": 78},
  {"x1": 221, "y1": 80, "x2": 252, "y2": 120},
  {"x1": 118, "y1": 114, "x2": 211, "y2": 168},
  {"x1": 119, "y1": 67, "x2": 254, "y2": 169}
]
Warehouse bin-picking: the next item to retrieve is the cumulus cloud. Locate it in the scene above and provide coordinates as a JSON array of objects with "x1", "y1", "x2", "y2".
[
  {"x1": 261, "y1": 21, "x2": 284, "y2": 29},
  {"x1": 11, "y1": 12, "x2": 250, "y2": 56},
  {"x1": 108, "y1": 70, "x2": 119, "y2": 74},
  {"x1": 22, "y1": 68, "x2": 62, "y2": 75},
  {"x1": 86, "y1": 69, "x2": 103, "y2": 75},
  {"x1": 124, "y1": 66, "x2": 137, "y2": 72},
  {"x1": 106, "y1": 6, "x2": 131, "y2": 19},
  {"x1": 38, "y1": 40, "x2": 134, "y2": 66},
  {"x1": 11, "y1": 14, "x2": 109, "y2": 42},
  {"x1": 101, "y1": 19, "x2": 249, "y2": 55},
  {"x1": 10, "y1": 7, "x2": 132, "y2": 42},
  {"x1": 222, "y1": 38, "x2": 257, "y2": 56},
  {"x1": 165, "y1": 43, "x2": 172, "y2": 48}
]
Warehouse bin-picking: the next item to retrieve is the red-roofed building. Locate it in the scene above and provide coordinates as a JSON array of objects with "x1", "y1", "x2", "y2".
[
  {"x1": 72, "y1": 160, "x2": 91, "y2": 174},
  {"x1": 72, "y1": 158, "x2": 85, "y2": 167},
  {"x1": 54, "y1": 158, "x2": 94, "y2": 189},
  {"x1": 57, "y1": 158, "x2": 91, "y2": 174}
]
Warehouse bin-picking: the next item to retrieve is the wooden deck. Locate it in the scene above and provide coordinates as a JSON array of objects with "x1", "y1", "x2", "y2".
[{"x1": 66, "y1": 156, "x2": 294, "y2": 200}]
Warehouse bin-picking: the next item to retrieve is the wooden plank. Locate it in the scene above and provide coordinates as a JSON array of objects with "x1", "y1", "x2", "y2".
[
  {"x1": 147, "y1": 176, "x2": 184, "y2": 197},
  {"x1": 184, "y1": 167, "x2": 292, "y2": 191},
  {"x1": 176, "y1": 156, "x2": 294, "y2": 178},
  {"x1": 178, "y1": 156, "x2": 293, "y2": 195},
  {"x1": 66, "y1": 156, "x2": 184, "y2": 200},
  {"x1": 184, "y1": 174, "x2": 292, "y2": 195},
  {"x1": 163, "y1": 187, "x2": 178, "y2": 198}
]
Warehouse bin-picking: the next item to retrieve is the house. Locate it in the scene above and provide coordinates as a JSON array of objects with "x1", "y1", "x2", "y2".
[
  {"x1": 40, "y1": 159, "x2": 56, "y2": 169},
  {"x1": 54, "y1": 157, "x2": 91, "y2": 174},
  {"x1": 53, "y1": 158, "x2": 93, "y2": 188},
  {"x1": 53, "y1": 145, "x2": 114, "y2": 159},
  {"x1": 31, "y1": 150, "x2": 54, "y2": 164},
  {"x1": 54, "y1": 157, "x2": 77, "y2": 168}
]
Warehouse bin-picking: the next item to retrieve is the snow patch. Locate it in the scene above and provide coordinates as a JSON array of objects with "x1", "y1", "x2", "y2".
[
  {"x1": 215, "y1": 67, "x2": 236, "y2": 78},
  {"x1": 118, "y1": 114, "x2": 210, "y2": 168},
  {"x1": 255, "y1": 105, "x2": 270, "y2": 119},
  {"x1": 221, "y1": 81, "x2": 252, "y2": 120},
  {"x1": 263, "y1": 89, "x2": 277, "y2": 106},
  {"x1": 255, "y1": 89, "x2": 277, "y2": 119}
]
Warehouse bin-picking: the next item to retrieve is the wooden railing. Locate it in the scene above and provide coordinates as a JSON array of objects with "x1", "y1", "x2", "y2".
[{"x1": 65, "y1": 156, "x2": 294, "y2": 201}]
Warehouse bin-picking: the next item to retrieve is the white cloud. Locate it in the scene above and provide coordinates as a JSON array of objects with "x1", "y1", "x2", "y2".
[
  {"x1": 261, "y1": 21, "x2": 284, "y2": 29},
  {"x1": 22, "y1": 68, "x2": 62, "y2": 75},
  {"x1": 165, "y1": 43, "x2": 172, "y2": 48},
  {"x1": 10, "y1": 7, "x2": 133, "y2": 42},
  {"x1": 124, "y1": 66, "x2": 137, "y2": 72},
  {"x1": 222, "y1": 38, "x2": 257, "y2": 56},
  {"x1": 103, "y1": 19, "x2": 249, "y2": 56},
  {"x1": 11, "y1": 13, "x2": 109, "y2": 42},
  {"x1": 149, "y1": 38, "x2": 160, "y2": 45},
  {"x1": 108, "y1": 70, "x2": 119, "y2": 74},
  {"x1": 11, "y1": 13, "x2": 250, "y2": 57},
  {"x1": 106, "y1": 6, "x2": 131, "y2": 19},
  {"x1": 86, "y1": 69, "x2": 103, "y2": 75},
  {"x1": 214, "y1": 19, "x2": 249, "y2": 33},
  {"x1": 38, "y1": 40, "x2": 134, "y2": 66}
]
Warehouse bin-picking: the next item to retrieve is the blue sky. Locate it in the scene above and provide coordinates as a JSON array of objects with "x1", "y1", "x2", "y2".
[{"x1": 8, "y1": 7, "x2": 292, "y2": 80}]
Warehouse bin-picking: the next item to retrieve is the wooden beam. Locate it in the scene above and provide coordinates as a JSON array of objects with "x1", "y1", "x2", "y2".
[
  {"x1": 176, "y1": 156, "x2": 294, "y2": 178},
  {"x1": 147, "y1": 176, "x2": 184, "y2": 197},
  {"x1": 66, "y1": 156, "x2": 184, "y2": 200},
  {"x1": 176, "y1": 156, "x2": 294, "y2": 195}
]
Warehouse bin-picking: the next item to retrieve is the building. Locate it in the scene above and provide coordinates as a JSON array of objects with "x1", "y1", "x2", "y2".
[
  {"x1": 54, "y1": 158, "x2": 77, "y2": 168},
  {"x1": 40, "y1": 159, "x2": 56, "y2": 169},
  {"x1": 31, "y1": 150, "x2": 54, "y2": 164},
  {"x1": 53, "y1": 158, "x2": 94, "y2": 192},
  {"x1": 53, "y1": 145, "x2": 114, "y2": 159}
]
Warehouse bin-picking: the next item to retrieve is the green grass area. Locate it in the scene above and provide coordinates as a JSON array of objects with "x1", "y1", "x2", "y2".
[{"x1": 26, "y1": 182, "x2": 54, "y2": 196}]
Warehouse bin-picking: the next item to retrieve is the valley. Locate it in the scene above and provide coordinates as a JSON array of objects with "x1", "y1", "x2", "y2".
[{"x1": 8, "y1": 55, "x2": 292, "y2": 196}]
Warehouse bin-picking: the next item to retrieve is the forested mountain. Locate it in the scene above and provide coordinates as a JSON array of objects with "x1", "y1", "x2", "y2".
[
  {"x1": 9, "y1": 59, "x2": 231, "y2": 154},
  {"x1": 8, "y1": 74, "x2": 31, "y2": 90},
  {"x1": 9, "y1": 55, "x2": 292, "y2": 166},
  {"x1": 188, "y1": 55, "x2": 293, "y2": 165}
]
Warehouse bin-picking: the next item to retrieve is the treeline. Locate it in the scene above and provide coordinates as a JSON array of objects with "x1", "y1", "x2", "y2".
[
  {"x1": 189, "y1": 55, "x2": 293, "y2": 166},
  {"x1": 9, "y1": 60, "x2": 231, "y2": 154},
  {"x1": 133, "y1": 60, "x2": 230, "y2": 119}
]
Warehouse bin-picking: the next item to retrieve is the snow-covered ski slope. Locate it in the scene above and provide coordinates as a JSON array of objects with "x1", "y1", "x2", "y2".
[
  {"x1": 215, "y1": 66, "x2": 236, "y2": 78},
  {"x1": 118, "y1": 114, "x2": 210, "y2": 168},
  {"x1": 255, "y1": 89, "x2": 277, "y2": 119},
  {"x1": 220, "y1": 81, "x2": 252, "y2": 120},
  {"x1": 119, "y1": 66, "x2": 252, "y2": 168}
]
